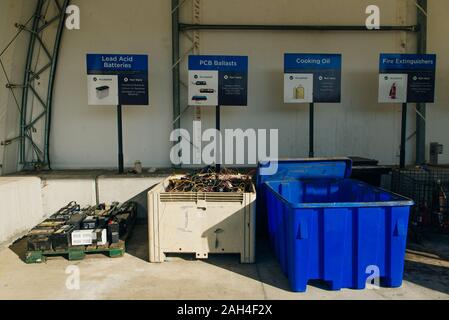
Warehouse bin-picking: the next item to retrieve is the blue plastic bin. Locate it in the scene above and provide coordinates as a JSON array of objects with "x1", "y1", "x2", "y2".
[{"x1": 258, "y1": 158, "x2": 413, "y2": 292}]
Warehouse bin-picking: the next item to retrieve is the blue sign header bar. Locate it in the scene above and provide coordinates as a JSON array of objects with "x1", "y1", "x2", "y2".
[
  {"x1": 284, "y1": 53, "x2": 342, "y2": 72},
  {"x1": 189, "y1": 55, "x2": 248, "y2": 72},
  {"x1": 86, "y1": 54, "x2": 148, "y2": 72},
  {"x1": 379, "y1": 54, "x2": 436, "y2": 71}
]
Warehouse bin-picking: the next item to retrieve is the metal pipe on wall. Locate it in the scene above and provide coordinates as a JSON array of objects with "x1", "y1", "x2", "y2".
[
  {"x1": 179, "y1": 23, "x2": 418, "y2": 32},
  {"x1": 45, "y1": 0, "x2": 70, "y2": 170},
  {"x1": 172, "y1": 0, "x2": 181, "y2": 141},
  {"x1": 20, "y1": 0, "x2": 45, "y2": 167},
  {"x1": 416, "y1": 0, "x2": 427, "y2": 165}
]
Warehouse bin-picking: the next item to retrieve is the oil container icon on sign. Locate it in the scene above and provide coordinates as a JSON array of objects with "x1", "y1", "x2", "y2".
[{"x1": 295, "y1": 85, "x2": 305, "y2": 100}]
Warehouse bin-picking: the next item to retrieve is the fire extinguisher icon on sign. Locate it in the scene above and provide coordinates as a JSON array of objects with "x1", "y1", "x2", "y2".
[{"x1": 389, "y1": 82, "x2": 397, "y2": 100}]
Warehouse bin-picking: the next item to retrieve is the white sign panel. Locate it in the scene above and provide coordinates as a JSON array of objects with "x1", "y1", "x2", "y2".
[
  {"x1": 378, "y1": 74, "x2": 408, "y2": 103},
  {"x1": 188, "y1": 70, "x2": 219, "y2": 106},
  {"x1": 87, "y1": 75, "x2": 119, "y2": 105},
  {"x1": 188, "y1": 55, "x2": 248, "y2": 107},
  {"x1": 284, "y1": 73, "x2": 314, "y2": 103}
]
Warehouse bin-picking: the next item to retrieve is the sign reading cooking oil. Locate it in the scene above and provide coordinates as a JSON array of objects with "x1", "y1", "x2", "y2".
[
  {"x1": 188, "y1": 55, "x2": 248, "y2": 106},
  {"x1": 284, "y1": 53, "x2": 342, "y2": 103},
  {"x1": 378, "y1": 54, "x2": 436, "y2": 103}
]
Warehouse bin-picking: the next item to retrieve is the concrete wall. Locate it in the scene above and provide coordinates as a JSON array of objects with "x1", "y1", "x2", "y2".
[
  {"x1": 1, "y1": 0, "x2": 447, "y2": 172},
  {"x1": 41, "y1": 177, "x2": 96, "y2": 215},
  {"x1": 39, "y1": 175, "x2": 167, "y2": 219},
  {"x1": 51, "y1": 0, "x2": 173, "y2": 169},
  {"x1": 40, "y1": 174, "x2": 167, "y2": 216},
  {"x1": 0, "y1": 174, "x2": 166, "y2": 245},
  {"x1": 427, "y1": 0, "x2": 449, "y2": 163},
  {"x1": 180, "y1": 0, "x2": 419, "y2": 166},
  {"x1": 49, "y1": 0, "x2": 421, "y2": 169},
  {"x1": 97, "y1": 175, "x2": 168, "y2": 218}
]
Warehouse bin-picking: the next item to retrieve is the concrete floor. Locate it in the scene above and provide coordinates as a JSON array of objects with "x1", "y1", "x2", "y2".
[{"x1": 0, "y1": 224, "x2": 448, "y2": 300}]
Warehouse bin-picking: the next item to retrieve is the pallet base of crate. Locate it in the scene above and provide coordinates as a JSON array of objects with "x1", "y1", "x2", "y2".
[{"x1": 25, "y1": 241, "x2": 126, "y2": 264}]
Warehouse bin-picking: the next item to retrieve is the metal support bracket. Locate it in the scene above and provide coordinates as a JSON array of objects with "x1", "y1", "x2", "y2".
[{"x1": 17, "y1": 0, "x2": 70, "y2": 170}]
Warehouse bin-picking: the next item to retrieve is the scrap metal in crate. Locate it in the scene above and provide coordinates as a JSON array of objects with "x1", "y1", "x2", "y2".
[
  {"x1": 392, "y1": 166, "x2": 449, "y2": 233},
  {"x1": 148, "y1": 170, "x2": 256, "y2": 263},
  {"x1": 25, "y1": 201, "x2": 137, "y2": 263}
]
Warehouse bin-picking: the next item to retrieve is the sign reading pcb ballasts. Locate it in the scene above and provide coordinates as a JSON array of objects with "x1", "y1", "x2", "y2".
[
  {"x1": 188, "y1": 55, "x2": 248, "y2": 106},
  {"x1": 284, "y1": 53, "x2": 342, "y2": 103},
  {"x1": 379, "y1": 54, "x2": 436, "y2": 103},
  {"x1": 86, "y1": 54, "x2": 149, "y2": 106}
]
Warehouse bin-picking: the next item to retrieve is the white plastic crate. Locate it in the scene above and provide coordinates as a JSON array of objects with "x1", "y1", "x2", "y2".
[{"x1": 147, "y1": 175, "x2": 256, "y2": 263}]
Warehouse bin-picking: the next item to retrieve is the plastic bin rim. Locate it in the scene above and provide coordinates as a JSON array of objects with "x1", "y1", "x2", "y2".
[
  {"x1": 264, "y1": 179, "x2": 414, "y2": 209},
  {"x1": 257, "y1": 157, "x2": 353, "y2": 184}
]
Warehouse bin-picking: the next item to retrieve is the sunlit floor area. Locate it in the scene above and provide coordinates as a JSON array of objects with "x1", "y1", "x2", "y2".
[{"x1": 0, "y1": 224, "x2": 448, "y2": 300}]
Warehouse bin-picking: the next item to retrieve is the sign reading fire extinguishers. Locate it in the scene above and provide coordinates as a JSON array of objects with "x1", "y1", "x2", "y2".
[
  {"x1": 378, "y1": 53, "x2": 436, "y2": 103},
  {"x1": 378, "y1": 53, "x2": 437, "y2": 169}
]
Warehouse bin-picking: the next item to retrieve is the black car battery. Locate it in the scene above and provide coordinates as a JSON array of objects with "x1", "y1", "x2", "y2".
[
  {"x1": 107, "y1": 221, "x2": 120, "y2": 243},
  {"x1": 51, "y1": 225, "x2": 76, "y2": 250},
  {"x1": 67, "y1": 213, "x2": 86, "y2": 229},
  {"x1": 27, "y1": 235, "x2": 52, "y2": 251},
  {"x1": 115, "y1": 213, "x2": 132, "y2": 234},
  {"x1": 109, "y1": 232, "x2": 120, "y2": 244},
  {"x1": 82, "y1": 216, "x2": 98, "y2": 229},
  {"x1": 97, "y1": 216, "x2": 108, "y2": 228}
]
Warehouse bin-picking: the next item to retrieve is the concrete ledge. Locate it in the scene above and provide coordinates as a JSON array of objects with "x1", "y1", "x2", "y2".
[
  {"x1": 41, "y1": 177, "x2": 96, "y2": 215},
  {"x1": 97, "y1": 175, "x2": 167, "y2": 218},
  {"x1": 0, "y1": 171, "x2": 169, "y2": 244},
  {"x1": 0, "y1": 177, "x2": 44, "y2": 244}
]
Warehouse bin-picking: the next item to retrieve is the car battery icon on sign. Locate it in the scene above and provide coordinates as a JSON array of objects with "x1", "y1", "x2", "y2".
[
  {"x1": 96, "y1": 86, "x2": 110, "y2": 99},
  {"x1": 295, "y1": 85, "x2": 305, "y2": 100}
]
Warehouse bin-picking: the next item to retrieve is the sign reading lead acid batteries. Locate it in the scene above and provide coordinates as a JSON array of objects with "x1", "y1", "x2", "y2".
[
  {"x1": 379, "y1": 53, "x2": 436, "y2": 103},
  {"x1": 86, "y1": 54, "x2": 149, "y2": 106},
  {"x1": 188, "y1": 55, "x2": 248, "y2": 106},
  {"x1": 284, "y1": 53, "x2": 342, "y2": 103}
]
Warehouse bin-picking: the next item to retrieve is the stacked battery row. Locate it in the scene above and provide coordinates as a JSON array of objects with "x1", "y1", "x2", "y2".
[{"x1": 27, "y1": 201, "x2": 137, "y2": 252}]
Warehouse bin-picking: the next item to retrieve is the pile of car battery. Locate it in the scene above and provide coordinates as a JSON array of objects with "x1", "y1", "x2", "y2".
[{"x1": 26, "y1": 201, "x2": 137, "y2": 252}]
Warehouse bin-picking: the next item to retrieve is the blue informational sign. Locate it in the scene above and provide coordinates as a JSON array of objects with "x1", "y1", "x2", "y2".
[
  {"x1": 188, "y1": 55, "x2": 248, "y2": 106},
  {"x1": 86, "y1": 54, "x2": 149, "y2": 106},
  {"x1": 284, "y1": 53, "x2": 342, "y2": 103},
  {"x1": 379, "y1": 53, "x2": 436, "y2": 103}
]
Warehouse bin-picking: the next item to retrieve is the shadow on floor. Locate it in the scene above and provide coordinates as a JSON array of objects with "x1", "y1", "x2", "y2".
[
  {"x1": 203, "y1": 235, "x2": 449, "y2": 293},
  {"x1": 199, "y1": 240, "x2": 293, "y2": 292},
  {"x1": 8, "y1": 221, "x2": 150, "y2": 264},
  {"x1": 8, "y1": 237, "x2": 27, "y2": 263},
  {"x1": 124, "y1": 222, "x2": 292, "y2": 291},
  {"x1": 404, "y1": 260, "x2": 449, "y2": 295},
  {"x1": 125, "y1": 222, "x2": 149, "y2": 262},
  {"x1": 407, "y1": 232, "x2": 449, "y2": 262},
  {"x1": 9, "y1": 218, "x2": 449, "y2": 295}
]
